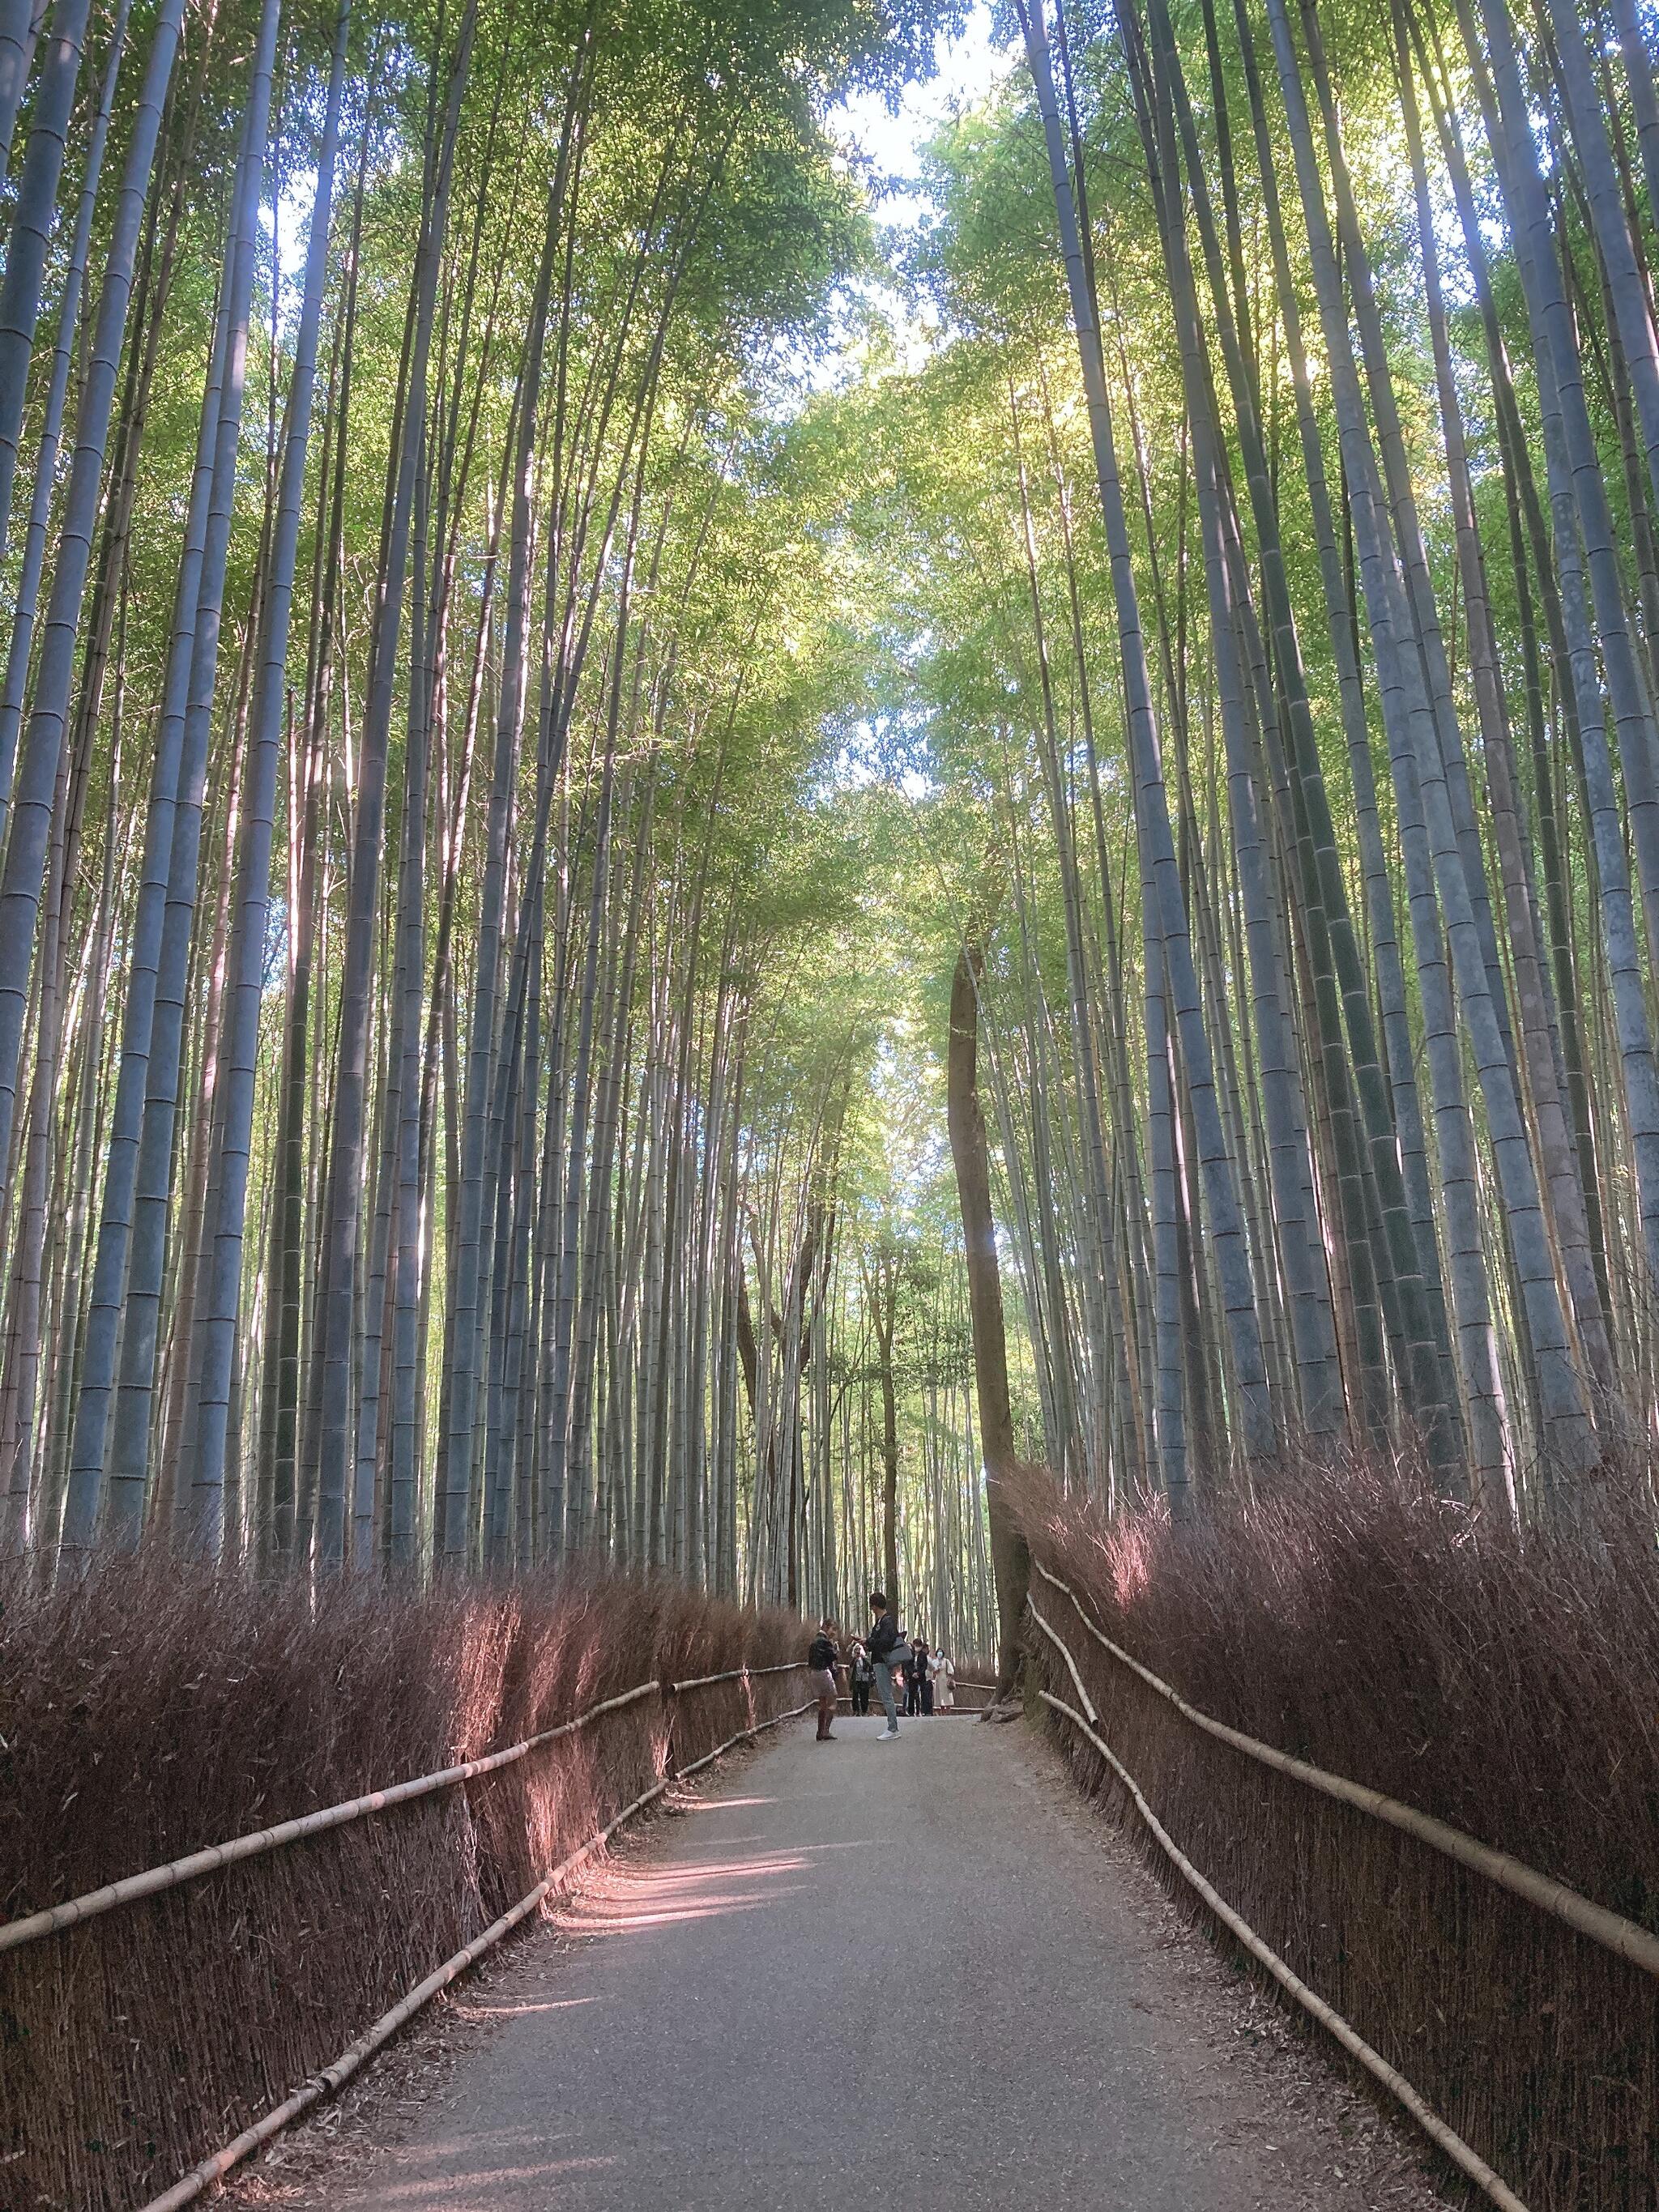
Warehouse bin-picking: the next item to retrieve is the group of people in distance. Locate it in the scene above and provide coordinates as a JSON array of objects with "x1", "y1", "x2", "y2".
[{"x1": 804, "y1": 1590, "x2": 957, "y2": 1742}]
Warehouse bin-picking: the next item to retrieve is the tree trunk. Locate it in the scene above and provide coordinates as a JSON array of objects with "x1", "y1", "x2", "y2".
[{"x1": 946, "y1": 943, "x2": 1028, "y2": 1701}]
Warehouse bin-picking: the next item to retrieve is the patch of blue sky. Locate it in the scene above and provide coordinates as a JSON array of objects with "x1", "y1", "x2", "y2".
[
  {"x1": 823, "y1": 724, "x2": 936, "y2": 798},
  {"x1": 766, "y1": 2, "x2": 1009, "y2": 403},
  {"x1": 833, "y1": 2, "x2": 1004, "y2": 232}
]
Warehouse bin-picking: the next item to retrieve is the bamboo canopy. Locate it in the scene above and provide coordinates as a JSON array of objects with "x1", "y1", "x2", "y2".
[{"x1": 1, "y1": 0, "x2": 1658, "y2": 1604}]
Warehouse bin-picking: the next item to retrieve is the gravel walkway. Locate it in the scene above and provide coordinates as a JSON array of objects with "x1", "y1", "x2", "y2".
[{"x1": 271, "y1": 1712, "x2": 1453, "y2": 2212}]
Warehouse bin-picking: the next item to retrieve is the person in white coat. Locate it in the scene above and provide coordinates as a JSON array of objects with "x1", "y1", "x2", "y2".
[{"x1": 932, "y1": 1649, "x2": 956, "y2": 1711}]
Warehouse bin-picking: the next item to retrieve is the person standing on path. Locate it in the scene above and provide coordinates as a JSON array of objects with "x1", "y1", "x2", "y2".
[
  {"x1": 867, "y1": 1591, "x2": 904, "y2": 1738},
  {"x1": 908, "y1": 1631, "x2": 932, "y2": 1715},
  {"x1": 932, "y1": 1648, "x2": 955, "y2": 1711},
  {"x1": 808, "y1": 1621, "x2": 841, "y2": 1741},
  {"x1": 848, "y1": 1638, "x2": 873, "y2": 1715}
]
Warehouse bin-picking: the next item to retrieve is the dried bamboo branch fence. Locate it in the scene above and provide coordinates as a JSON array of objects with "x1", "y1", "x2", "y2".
[
  {"x1": 945, "y1": 1677, "x2": 996, "y2": 1708},
  {"x1": 0, "y1": 1578, "x2": 810, "y2": 2212},
  {"x1": 130, "y1": 1672, "x2": 811, "y2": 2212},
  {"x1": 0, "y1": 1681, "x2": 662, "y2": 1955},
  {"x1": 1025, "y1": 1558, "x2": 1659, "y2": 2211},
  {"x1": 0, "y1": 1663, "x2": 804, "y2": 1958},
  {"x1": 1030, "y1": 1563, "x2": 1659, "y2": 1976}
]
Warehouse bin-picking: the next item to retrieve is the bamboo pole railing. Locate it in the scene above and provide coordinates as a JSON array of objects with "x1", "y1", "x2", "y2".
[
  {"x1": 0, "y1": 1662, "x2": 808, "y2": 1957},
  {"x1": 670, "y1": 1660, "x2": 804, "y2": 1690},
  {"x1": 1026, "y1": 1600, "x2": 1529, "y2": 2212},
  {"x1": 1030, "y1": 1558, "x2": 1659, "y2": 1979},
  {"x1": 134, "y1": 1688, "x2": 813, "y2": 2212}
]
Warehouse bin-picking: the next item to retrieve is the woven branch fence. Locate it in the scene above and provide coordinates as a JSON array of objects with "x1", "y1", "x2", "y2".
[
  {"x1": 0, "y1": 1607, "x2": 807, "y2": 2212},
  {"x1": 945, "y1": 1677, "x2": 997, "y2": 1709},
  {"x1": 1025, "y1": 1557, "x2": 1658, "y2": 2212}
]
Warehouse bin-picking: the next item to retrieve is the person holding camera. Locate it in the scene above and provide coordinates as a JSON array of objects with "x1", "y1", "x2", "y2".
[{"x1": 848, "y1": 1638, "x2": 874, "y2": 1715}]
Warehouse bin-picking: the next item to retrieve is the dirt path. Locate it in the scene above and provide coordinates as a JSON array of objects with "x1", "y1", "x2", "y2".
[{"x1": 252, "y1": 1714, "x2": 1453, "y2": 2212}]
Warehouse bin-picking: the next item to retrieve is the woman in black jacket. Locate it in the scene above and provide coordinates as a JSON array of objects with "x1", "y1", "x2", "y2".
[
  {"x1": 808, "y1": 1621, "x2": 841, "y2": 1741},
  {"x1": 908, "y1": 1633, "x2": 932, "y2": 1715}
]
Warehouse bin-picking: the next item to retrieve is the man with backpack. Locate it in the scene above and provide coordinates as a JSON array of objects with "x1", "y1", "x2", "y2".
[{"x1": 866, "y1": 1590, "x2": 906, "y2": 1740}]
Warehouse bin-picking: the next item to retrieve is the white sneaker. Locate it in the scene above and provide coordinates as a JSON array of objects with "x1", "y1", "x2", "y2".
[{"x1": 881, "y1": 1727, "x2": 899, "y2": 1740}]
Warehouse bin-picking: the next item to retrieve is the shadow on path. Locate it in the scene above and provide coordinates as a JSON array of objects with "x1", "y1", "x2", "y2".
[{"x1": 306, "y1": 1715, "x2": 1433, "y2": 2211}]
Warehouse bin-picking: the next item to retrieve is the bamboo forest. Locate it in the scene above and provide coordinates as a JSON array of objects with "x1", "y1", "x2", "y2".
[
  {"x1": 4, "y1": 0, "x2": 1659, "y2": 1605},
  {"x1": 8, "y1": 0, "x2": 1659, "y2": 2206}
]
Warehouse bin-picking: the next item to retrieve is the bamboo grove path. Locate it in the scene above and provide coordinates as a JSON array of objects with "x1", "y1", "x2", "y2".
[{"x1": 286, "y1": 1717, "x2": 1431, "y2": 2212}]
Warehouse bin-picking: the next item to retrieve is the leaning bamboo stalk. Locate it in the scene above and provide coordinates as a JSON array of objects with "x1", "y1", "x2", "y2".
[
  {"x1": 0, "y1": 0, "x2": 187, "y2": 1210},
  {"x1": 1028, "y1": 1565, "x2": 1659, "y2": 1979},
  {"x1": 0, "y1": 1664, "x2": 806, "y2": 1954},
  {"x1": 133, "y1": 1694, "x2": 813, "y2": 2212},
  {"x1": 0, "y1": 0, "x2": 94, "y2": 569},
  {"x1": 1034, "y1": 1676, "x2": 1529, "y2": 2212}
]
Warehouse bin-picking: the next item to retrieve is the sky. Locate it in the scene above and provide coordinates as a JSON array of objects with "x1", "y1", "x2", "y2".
[
  {"x1": 781, "y1": 0, "x2": 1010, "y2": 399},
  {"x1": 807, "y1": 9, "x2": 1013, "y2": 791},
  {"x1": 833, "y1": 2, "x2": 1009, "y2": 228}
]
